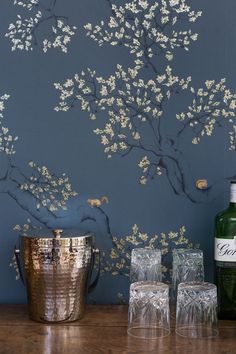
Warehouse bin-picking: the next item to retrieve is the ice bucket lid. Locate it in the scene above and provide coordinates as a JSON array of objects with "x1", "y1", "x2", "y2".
[{"x1": 20, "y1": 228, "x2": 94, "y2": 247}]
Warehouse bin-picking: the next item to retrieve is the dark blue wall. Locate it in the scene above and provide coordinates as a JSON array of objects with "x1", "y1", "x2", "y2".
[{"x1": 0, "y1": 0, "x2": 235, "y2": 304}]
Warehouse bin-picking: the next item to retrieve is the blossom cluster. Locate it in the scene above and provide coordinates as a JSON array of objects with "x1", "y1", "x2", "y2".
[
  {"x1": 6, "y1": 0, "x2": 77, "y2": 53},
  {"x1": 42, "y1": 20, "x2": 77, "y2": 53},
  {"x1": 19, "y1": 161, "x2": 78, "y2": 212},
  {"x1": 84, "y1": 0, "x2": 201, "y2": 63},
  {"x1": 13, "y1": 218, "x2": 41, "y2": 234},
  {"x1": 138, "y1": 156, "x2": 162, "y2": 185},
  {"x1": 100, "y1": 225, "x2": 194, "y2": 281},
  {"x1": 13, "y1": 0, "x2": 39, "y2": 11},
  {"x1": 176, "y1": 79, "x2": 236, "y2": 149},
  {"x1": 5, "y1": 12, "x2": 42, "y2": 51},
  {"x1": 55, "y1": 65, "x2": 191, "y2": 158},
  {"x1": 0, "y1": 94, "x2": 18, "y2": 155},
  {"x1": 55, "y1": 58, "x2": 236, "y2": 186},
  {"x1": 54, "y1": 64, "x2": 192, "y2": 185}
]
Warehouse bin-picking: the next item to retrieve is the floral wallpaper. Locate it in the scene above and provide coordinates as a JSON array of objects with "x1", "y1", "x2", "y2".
[
  {"x1": 6, "y1": 0, "x2": 77, "y2": 52},
  {"x1": 0, "y1": 0, "x2": 235, "y2": 304}
]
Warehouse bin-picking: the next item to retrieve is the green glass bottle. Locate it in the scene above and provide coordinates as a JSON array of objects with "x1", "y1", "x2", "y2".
[{"x1": 215, "y1": 181, "x2": 236, "y2": 320}]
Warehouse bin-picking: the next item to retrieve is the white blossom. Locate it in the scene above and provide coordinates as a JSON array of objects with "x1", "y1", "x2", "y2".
[
  {"x1": 13, "y1": 0, "x2": 39, "y2": 11},
  {"x1": 176, "y1": 79, "x2": 236, "y2": 148},
  {"x1": 6, "y1": 1, "x2": 77, "y2": 53},
  {"x1": 0, "y1": 94, "x2": 18, "y2": 155},
  {"x1": 84, "y1": 0, "x2": 201, "y2": 63},
  {"x1": 20, "y1": 161, "x2": 78, "y2": 211}
]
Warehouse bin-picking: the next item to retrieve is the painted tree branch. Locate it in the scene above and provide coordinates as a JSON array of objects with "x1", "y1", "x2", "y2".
[
  {"x1": 54, "y1": 65, "x2": 235, "y2": 202},
  {"x1": 0, "y1": 94, "x2": 112, "y2": 242},
  {"x1": 84, "y1": 0, "x2": 201, "y2": 63},
  {"x1": 54, "y1": 0, "x2": 236, "y2": 202},
  {"x1": 101, "y1": 224, "x2": 195, "y2": 282},
  {"x1": 1, "y1": 160, "x2": 113, "y2": 240}
]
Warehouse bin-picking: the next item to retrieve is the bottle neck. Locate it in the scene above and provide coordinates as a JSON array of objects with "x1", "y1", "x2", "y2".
[{"x1": 230, "y1": 184, "x2": 236, "y2": 204}]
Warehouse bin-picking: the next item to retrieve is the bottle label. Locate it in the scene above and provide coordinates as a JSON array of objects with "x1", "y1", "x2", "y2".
[{"x1": 215, "y1": 237, "x2": 236, "y2": 262}]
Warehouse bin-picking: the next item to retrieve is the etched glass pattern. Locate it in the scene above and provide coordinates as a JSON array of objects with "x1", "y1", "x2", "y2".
[
  {"x1": 128, "y1": 281, "x2": 170, "y2": 339},
  {"x1": 130, "y1": 248, "x2": 162, "y2": 283},
  {"x1": 176, "y1": 282, "x2": 218, "y2": 338},
  {"x1": 171, "y1": 249, "x2": 204, "y2": 306}
]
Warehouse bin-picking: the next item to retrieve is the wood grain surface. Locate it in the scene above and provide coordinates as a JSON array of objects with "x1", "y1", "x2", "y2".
[{"x1": 0, "y1": 305, "x2": 235, "y2": 354}]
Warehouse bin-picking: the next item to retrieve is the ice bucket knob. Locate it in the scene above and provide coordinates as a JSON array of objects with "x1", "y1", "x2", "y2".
[{"x1": 52, "y1": 229, "x2": 63, "y2": 238}]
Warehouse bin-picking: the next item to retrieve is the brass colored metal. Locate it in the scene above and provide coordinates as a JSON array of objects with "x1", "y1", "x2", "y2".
[
  {"x1": 20, "y1": 232, "x2": 97, "y2": 323},
  {"x1": 196, "y1": 179, "x2": 208, "y2": 190},
  {"x1": 52, "y1": 229, "x2": 63, "y2": 238}
]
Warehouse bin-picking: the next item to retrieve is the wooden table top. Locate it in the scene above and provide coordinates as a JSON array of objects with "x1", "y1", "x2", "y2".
[{"x1": 0, "y1": 304, "x2": 235, "y2": 354}]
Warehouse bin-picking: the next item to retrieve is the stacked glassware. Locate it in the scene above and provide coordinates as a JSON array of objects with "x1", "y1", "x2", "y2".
[{"x1": 127, "y1": 248, "x2": 218, "y2": 339}]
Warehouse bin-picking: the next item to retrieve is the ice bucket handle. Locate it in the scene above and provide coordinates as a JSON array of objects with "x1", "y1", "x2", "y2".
[
  {"x1": 88, "y1": 248, "x2": 100, "y2": 293},
  {"x1": 14, "y1": 246, "x2": 25, "y2": 285}
]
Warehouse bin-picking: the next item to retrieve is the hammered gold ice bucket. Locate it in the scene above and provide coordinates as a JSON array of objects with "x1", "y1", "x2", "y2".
[{"x1": 15, "y1": 229, "x2": 100, "y2": 323}]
